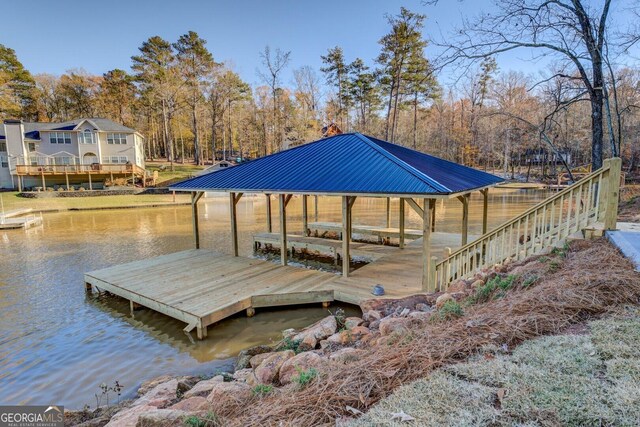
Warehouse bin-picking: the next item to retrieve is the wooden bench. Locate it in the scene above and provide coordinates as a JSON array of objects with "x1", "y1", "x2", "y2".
[
  {"x1": 307, "y1": 221, "x2": 423, "y2": 242},
  {"x1": 253, "y1": 233, "x2": 398, "y2": 265}
]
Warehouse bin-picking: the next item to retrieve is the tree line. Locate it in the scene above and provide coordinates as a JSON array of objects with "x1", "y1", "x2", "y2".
[{"x1": 0, "y1": 3, "x2": 638, "y2": 174}]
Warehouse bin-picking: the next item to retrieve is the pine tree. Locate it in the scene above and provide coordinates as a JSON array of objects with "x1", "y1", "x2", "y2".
[
  {"x1": 0, "y1": 44, "x2": 37, "y2": 119},
  {"x1": 377, "y1": 8, "x2": 426, "y2": 142},
  {"x1": 174, "y1": 31, "x2": 216, "y2": 165},
  {"x1": 348, "y1": 58, "x2": 380, "y2": 133},
  {"x1": 320, "y1": 47, "x2": 350, "y2": 129}
]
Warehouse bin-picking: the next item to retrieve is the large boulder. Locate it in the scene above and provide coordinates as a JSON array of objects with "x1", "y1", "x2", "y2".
[
  {"x1": 379, "y1": 317, "x2": 411, "y2": 337},
  {"x1": 137, "y1": 376, "x2": 174, "y2": 396},
  {"x1": 292, "y1": 316, "x2": 337, "y2": 350},
  {"x1": 254, "y1": 350, "x2": 295, "y2": 384},
  {"x1": 169, "y1": 396, "x2": 210, "y2": 412},
  {"x1": 232, "y1": 368, "x2": 254, "y2": 382},
  {"x1": 182, "y1": 376, "x2": 224, "y2": 399},
  {"x1": 135, "y1": 408, "x2": 190, "y2": 426},
  {"x1": 279, "y1": 352, "x2": 327, "y2": 385},
  {"x1": 206, "y1": 381, "x2": 252, "y2": 412},
  {"x1": 326, "y1": 326, "x2": 371, "y2": 345},
  {"x1": 435, "y1": 293, "x2": 454, "y2": 309},
  {"x1": 235, "y1": 344, "x2": 273, "y2": 370},
  {"x1": 249, "y1": 352, "x2": 274, "y2": 369},
  {"x1": 105, "y1": 405, "x2": 156, "y2": 427},
  {"x1": 134, "y1": 379, "x2": 179, "y2": 409},
  {"x1": 344, "y1": 317, "x2": 365, "y2": 330}
]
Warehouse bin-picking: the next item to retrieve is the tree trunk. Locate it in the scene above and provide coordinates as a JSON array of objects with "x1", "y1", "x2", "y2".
[
  {"x1": 590, "y1": 88, "x2": 604, "y2": 170},
  {"x1": 192, "y1": 102, "x2": 200, "y2": 165}
]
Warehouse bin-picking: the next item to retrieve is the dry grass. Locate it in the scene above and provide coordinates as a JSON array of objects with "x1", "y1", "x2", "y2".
[
  {"x1": 619, "y1": 184, "x2": 640, "y2": 222},
  {"x1": 213, "y1": 239, "x2": 640, "y2": 426}
]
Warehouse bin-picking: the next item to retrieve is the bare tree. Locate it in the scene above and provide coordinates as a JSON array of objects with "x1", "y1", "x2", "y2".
[
  {"x1": 438, "y1": 0, "x2": 616, "y2": 170},
  {"x1": 258, "y1": 46, "x2": 291, "y2": 153}
]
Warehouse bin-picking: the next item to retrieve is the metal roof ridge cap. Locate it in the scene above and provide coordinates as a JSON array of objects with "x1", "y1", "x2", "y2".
[{"x1": 353, "y1": 133, "x2": 452, "y2": 193}]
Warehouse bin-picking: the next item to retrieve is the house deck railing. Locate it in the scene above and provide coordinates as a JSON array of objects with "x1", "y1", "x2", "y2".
[
  {"x1": 431, "y1": 157, "x2": 622, "y2": 291},
  {"x1": 15, "y1": 164, "x2": 145, "y2": 176}
]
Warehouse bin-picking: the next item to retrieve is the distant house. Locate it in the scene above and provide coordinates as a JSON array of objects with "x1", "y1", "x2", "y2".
[{"x1": 0, "y1": 118, "x2": 145, "y2": 190}]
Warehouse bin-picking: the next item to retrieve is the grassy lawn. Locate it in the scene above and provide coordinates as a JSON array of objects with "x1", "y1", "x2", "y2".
[
  {"x1": 349, "y1": 308, "x2": 640, "y2": 427},
  {"x1": 145, "y1": 161, "x2": 206, "y2": 186},
  {"x1": 0, "y1": 191, "x2": 190, "y2": 212}
]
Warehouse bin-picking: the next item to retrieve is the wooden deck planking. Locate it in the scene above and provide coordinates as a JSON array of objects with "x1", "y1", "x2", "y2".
[{"x1": 308, "y1": 221, "x2": 424, "y2": 239}]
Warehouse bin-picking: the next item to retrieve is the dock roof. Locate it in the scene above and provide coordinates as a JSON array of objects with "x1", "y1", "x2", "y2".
[{"x1": 170, "y1": 133, "x2": 503, "y2": 196}]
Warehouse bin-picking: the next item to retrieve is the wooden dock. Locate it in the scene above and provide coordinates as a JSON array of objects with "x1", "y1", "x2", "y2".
[
  {"x1": 85, "y1": 232, "x2": 474, "y2": 339},
  {"x1": 0, "y1": 210, "x2": 42, "y2": 230}
]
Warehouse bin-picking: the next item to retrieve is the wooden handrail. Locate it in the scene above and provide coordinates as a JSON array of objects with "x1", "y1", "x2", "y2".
[
  {"x1": 432, "y1": 158, "x2": 622, "y2": 291},
  {"x1": 15, "y1": 164, "x2": 145, "y2": 175}
]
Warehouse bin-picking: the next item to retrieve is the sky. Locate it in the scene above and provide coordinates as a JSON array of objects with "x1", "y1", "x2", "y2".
[{"x1": 1, "y1": 0, "x2": 635, "y2": 88}]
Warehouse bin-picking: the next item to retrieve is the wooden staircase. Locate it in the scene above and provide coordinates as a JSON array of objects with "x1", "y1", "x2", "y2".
[{"x1": 431, "y1": 158, "x2": 622, "y2": 291}]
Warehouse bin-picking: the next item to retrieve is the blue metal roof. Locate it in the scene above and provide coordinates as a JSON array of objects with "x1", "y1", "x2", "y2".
[{"x1": 170, "y1": 133, "x2": 504, "y2": 195}]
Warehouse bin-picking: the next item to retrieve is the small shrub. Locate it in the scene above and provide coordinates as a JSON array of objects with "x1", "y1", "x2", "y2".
[
  {"x1": 277, "y1": 337, "x2": 302, "y2": 354},
  {"x1": 252, "y1": 384, "x2": 273, "y2": 396},
  {"x1": 184, "y1": 412, "x2": 220, "y2": 427},
  {"x1": 330, "y1": 307, "x2": 346, "y2": 330},
  {"x1": 292, "y1": 367, "x2": 318, "y2": 387},
  {"x1": 469, "y1": 275, "x2": 517, "y2": 304},
  {"x1": 521, "y1": 275, "x2": 538, "y2": 288},
  {"x1": 436, "y1": 300, "x2": 464, "y2": 321}
]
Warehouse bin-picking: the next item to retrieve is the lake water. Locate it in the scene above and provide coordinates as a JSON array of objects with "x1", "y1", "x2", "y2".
[{"x1": 0, "y1": 189, "x2": 549, "y2": 408}]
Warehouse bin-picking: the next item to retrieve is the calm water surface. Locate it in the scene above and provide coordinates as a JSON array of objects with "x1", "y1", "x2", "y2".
[{"x1": 0, "y1": 189, "x2": 549, "y2": 408}]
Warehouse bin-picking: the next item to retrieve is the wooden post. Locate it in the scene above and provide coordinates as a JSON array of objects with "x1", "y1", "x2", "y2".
[
  {"x1": 422, "y1": 198, "x2": 434, "y2": 291},
  {"x1": 385, "y1": 197, "x2": 391, "y2": 228},
  {"x1": 17, "y1": 175, "x2": 22, "y2": 192},
  {"x1": 458, "y1": 194, "x2": 470, "y2": 245},
  {"x1": 314, "y1": 195, "x2": 319, "y2": 222},
  {"x1": 481, "y1": 189, "x2": 489, "y2": 234},
  {"x1": 342, "y1": 196, "x2": 351, "y2": 277},
  {"x1": 265, "y1": 194, "x2": 272, "y2": 233},
  {"x1": 302, "y1": 195, "x2": 308, "y2": 236},
  {"x1": 110, "y1": 171, "x2": 114, "y2": 184},
  {"x1": 88, "y1": 172, "x2": 92, "y2": 190},
  {"x1": 230, "y1": 192, "x2": 242, "y2": 256},
  {"x1": 41, "y1": 170, "x2": 46, "y2": 190},
  {"x1": 431, "y1": 201, "x2": 437, "y2": 232},
  {"x1": 191, "y1": 192, "x2": 203, "y2": 249},
  {"x1": 399, "y1": 198, "x2": 405, "y2": 249},
  {"x1": 279, "y1": 194, "x2": 288, "y2": 266},
  {"x1": 65, "y1": 171, "x2": 70, "y2": 191},
  {"x1": 604, "y1": 157, "x2": 622, "y2": 230}
]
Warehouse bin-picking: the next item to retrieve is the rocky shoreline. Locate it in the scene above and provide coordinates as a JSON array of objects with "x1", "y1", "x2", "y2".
[{"x1": 65, "y1": 271, "x2": 495, "y2": 427}]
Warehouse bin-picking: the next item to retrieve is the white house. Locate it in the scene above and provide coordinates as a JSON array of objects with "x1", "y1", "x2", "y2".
[{"x1": 0, "y1": 118, "x2": 145, "y2": 190}]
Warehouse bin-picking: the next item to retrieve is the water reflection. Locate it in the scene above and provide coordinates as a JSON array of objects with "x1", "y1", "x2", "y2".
[{"x1": 0, "y1": 188, "x2": 548, "y2": 408}]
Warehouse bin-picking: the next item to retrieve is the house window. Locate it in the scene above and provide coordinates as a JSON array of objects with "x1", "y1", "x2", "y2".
[
  {"x1": 102, "y1": 156, "x2": 110, "y2": 164},
  {"x1": 79, "y1": 129, "x2": 95, "y2": 144},
  {"x1": 29, "y1": 156, "x2": 39, "y2": 166},
  {"x1": 0, "y1": 142, "x2": 6, "y2": 152},
  {"x1": 107, "y1": 133, "x2": 127, "y2": 144},
  {"x1": 54, "y1": 156, "x2": 73, "y2": 165},
  {"x1": 49, "y1": 132, "x2": 71, "y2": 144},
  {"x1": 28, "y1": 142, "x2": 36, "y2": 152},
  {"x1": 0, "y1": 156, "x2": 7, "y2": 168}
]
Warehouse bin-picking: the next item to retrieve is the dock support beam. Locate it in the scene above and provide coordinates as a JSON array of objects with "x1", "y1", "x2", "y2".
[
  {"x1": 279, "y1": 194, "x2": 288, "y2": 266},
  {"x1": 302, "y1": 195, "x2": 308, "y2": 236},
  {"x1": 266, "y1": 194, "x2": 272, "y2": 233},
  {"x1": 191, "y1": 191, "x2": 203, "y2": 249},
  {"x1": 481, "y1": 189, "x2": 489, "y2": 234},
  {"x1": 385, "y1": 197, "x2": 391, "y2": 228},
  {"x1": 458, "y1": 194, "x2": 470, "y2": 246},
  {"x1": 422, "y1": 198, "x2": 435, "y2": 291},
  {"x1": 314, "y1": 195, "x2": 319, "y2": 222},
  {"x1": 399, "y1": 198, "x2": 405, "y2": 249},
  {"x1": 342, "y1": 196, "x2": 354, "y2": 277},
  {"x1": 230, "y1": 192, "x2": 243, "y2": 256}
]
